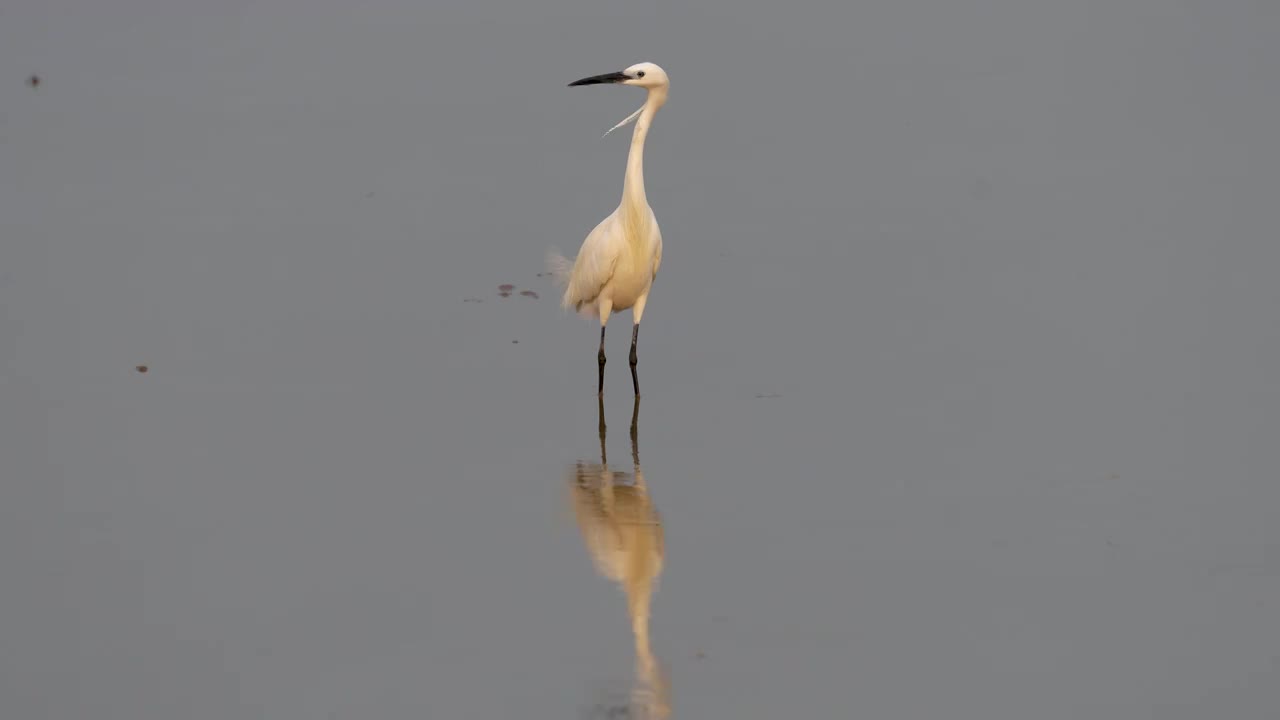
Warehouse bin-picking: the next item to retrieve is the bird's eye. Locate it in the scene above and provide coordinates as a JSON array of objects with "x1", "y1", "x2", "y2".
[{"x1": 636, "y1": 71, "x2": 646, "y2": 78}]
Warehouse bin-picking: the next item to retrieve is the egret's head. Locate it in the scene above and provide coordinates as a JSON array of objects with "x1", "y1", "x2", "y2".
[{"x1": 569, "y1": 62, "x2": 669, "y2": 91}]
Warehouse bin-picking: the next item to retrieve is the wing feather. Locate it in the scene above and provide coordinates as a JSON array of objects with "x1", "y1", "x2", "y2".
[
  {"x1": 547, "y1": 212, "x2": 623, "y2": 316},
  {"x1": 651, "y1": 214, "x2": 663, "y2": 278}
]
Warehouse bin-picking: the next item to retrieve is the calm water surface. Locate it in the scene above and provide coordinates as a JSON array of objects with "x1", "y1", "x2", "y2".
[{"x1": 2, "y1": 1, "x2": 1278, "y2": 718}]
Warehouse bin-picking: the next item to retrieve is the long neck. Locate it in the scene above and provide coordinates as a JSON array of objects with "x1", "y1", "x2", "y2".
[{"x1": 621, "y1": 89, "x2": 665, "y2": 216}]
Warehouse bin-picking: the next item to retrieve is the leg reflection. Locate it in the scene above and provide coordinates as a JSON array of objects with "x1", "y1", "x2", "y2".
[{"x1": 569, "y1": 394, "x2": 668, "y2": 719}]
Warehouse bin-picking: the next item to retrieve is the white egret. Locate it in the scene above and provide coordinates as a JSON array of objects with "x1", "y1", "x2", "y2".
[{"x1": 549, "y1": 62, "x2": 669, "y2": 397}]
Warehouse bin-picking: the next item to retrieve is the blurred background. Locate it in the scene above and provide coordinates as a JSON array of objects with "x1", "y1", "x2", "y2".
[{"x1": 2, "y1": 1, "x2": 1277, "y2": 718}]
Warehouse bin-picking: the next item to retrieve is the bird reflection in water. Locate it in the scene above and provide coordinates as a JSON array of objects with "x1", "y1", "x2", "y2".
[{"x1": 568, "y1": 396, "x2": 670, "y2": 720}]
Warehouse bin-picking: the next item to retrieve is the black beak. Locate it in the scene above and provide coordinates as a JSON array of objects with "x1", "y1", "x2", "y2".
[{"x1": 568, "y1": 71, "x2": 629, "y2": 87}]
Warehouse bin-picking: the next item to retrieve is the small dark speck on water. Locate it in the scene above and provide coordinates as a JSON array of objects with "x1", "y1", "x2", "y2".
[
  {"x1": 499, "y1": 284, "x2": 515, "y2": 292},
  {"x1": 520, "y1": 290, "x2": 539, "y2": 299},
  {"x1": 512, "y1": 339, "x2": 519, "y2": 344},
  {"x1": 498, "y1": 292, "x2": 511, "y2": 298},
  {"x1": 29, "y1": 75, "x2": 40, "y2": 88},
  {"x1": 695, "y1": 651, "x2": 707, "y2": 660},
  {"x1": 135, "y1": 365, "x2": 149, "y2": 374}
]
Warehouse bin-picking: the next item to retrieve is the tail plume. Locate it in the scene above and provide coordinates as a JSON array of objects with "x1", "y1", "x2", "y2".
[
  {"x1": 545, "y1": 247, "x2": 576, "y2": 310},
  {"x1": 546, "y1": 247, "x2": 599, "y2": 318}
]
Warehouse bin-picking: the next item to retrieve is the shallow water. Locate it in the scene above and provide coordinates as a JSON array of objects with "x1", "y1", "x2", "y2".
[{"x1": 3, "y1": 2, "x2": 1279, "y2": 719}]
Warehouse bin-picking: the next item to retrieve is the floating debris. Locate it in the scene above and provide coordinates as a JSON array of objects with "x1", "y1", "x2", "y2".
[
  {"x1": 519, "y1": 290, "x2": 539, "y2": 299},
  {"x1": 498, "y1": 284, "x2": 515, "y2": 292},
  {"x1": 135, "y1": 365, "x2": 149, "y2": 374},
  {"x1": 29, "y1": 75, "x2": 40, "y2": 88},
  {"x1": 498, "y1": 291, "x2": 511, "y2": 298},
  {"x1": 511, "y1": 339, "x2": 519, "y2": 344}
]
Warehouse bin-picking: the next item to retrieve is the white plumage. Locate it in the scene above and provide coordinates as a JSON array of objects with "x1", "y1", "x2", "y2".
[
  {"x1": 549, "y1": 206, "x2": 663, "y2": 320},
  {"x1": 550, "y1": 62, "x2": 670, "y2": 397}
]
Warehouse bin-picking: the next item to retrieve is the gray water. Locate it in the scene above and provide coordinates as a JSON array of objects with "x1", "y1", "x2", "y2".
[{"x1": 3, "y1": 1, "x2": 1278, "y2": 718}]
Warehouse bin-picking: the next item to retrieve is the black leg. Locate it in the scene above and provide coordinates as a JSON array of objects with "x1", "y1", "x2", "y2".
[
  {"x1": 597, "y1": 326, "x2": 607, "y2": 396},
  {"x1": 629, "y1": 324, "x2": 640, "y2": 396},
  {"x1": 598, "y1": 395, "x2": 608, "y2": 466},
  {"x1": 630, "y1": 394, "x2": 640, "y2": 466}
]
